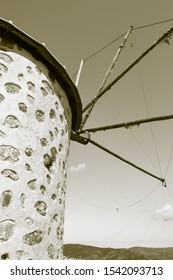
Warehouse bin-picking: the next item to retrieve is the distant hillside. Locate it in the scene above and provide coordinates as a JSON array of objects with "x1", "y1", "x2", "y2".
[{"x1": 63, "y1": 244, "x2": 173, "y2": 260}]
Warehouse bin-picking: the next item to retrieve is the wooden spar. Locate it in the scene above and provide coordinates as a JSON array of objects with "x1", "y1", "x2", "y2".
[
  {"x1": 80, "y1": 26, "x2": 133, "y2": 129},
  {"x1": 83, "y1": 26, "x2": 173, "y2": 113},
  {"x1": 79, "y1": 113, "x2": 173, "y2": 133},
  {"x1": 75, "y1": 60, "x2": 84, "y2": 87},
  {"x1": 88, "y1": 138, "x2": 166, "y2": 185}
]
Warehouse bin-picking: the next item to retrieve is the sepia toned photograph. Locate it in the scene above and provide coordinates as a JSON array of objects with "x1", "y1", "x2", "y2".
[{"x1": 0, "y1": 0, "x2": 173, "y2": 261}]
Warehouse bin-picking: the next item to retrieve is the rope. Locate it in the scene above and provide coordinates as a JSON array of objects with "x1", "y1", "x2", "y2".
[
  {"x1": 117, "y1": 182, "x2": 160, "y2": 210},
  {"x1": 68, "y1": 181, "x2": 160, "y2": 211},
  {"x1": 130, "y1": 32, "x2": 163, "y2": 177},
  {"x1": 72, "y1": 18, "x2": 173, "y2": 79},
  {"x1": 164, "y1": 142, "x2": 173, "y2": 179},
  {"x1": 133, "y1": 18, "x2": 173, "y2": 31},
  {"x1": 82, "y1": 26, "x2": 173, "y2": 113},
  {"x1": 81, "y1": 19, "x2": 173, "y2": 65},
  {"x1": 96, "y1": 182, "x2": 160, "y2": 246}
]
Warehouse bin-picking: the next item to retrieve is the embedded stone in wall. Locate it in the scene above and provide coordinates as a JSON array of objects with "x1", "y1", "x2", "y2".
[
  {"x1": 27, "y1": 94, "x2": 35, "y2": 104},
  {"x1": 27, "y1": 81, "x2": 35, "y2": 93},
  {"x1": 34, "y1": 201, "x2": 47, "y2": 216},
  {"x1": 27, "y1": 179, "x2": 37, "y2": 190},
  {"x1": 55, "y1": 101, "x2": 59, "y2": 110},
  {"x1": 47, "y1": 244, "x2": 55, "y2": 259},
  {"x1": 18, "y1": 102, "x2": 27, "y2": 113},
  {"x1": 26, "y1": 66, "x2": 32, "y2": 74},
  {"x1": 47, "y1": 227, "x2": 51, "y2": 235},
  {"x1": 5, "y1": 115, "x2": 20, "y2": 128},
  {"x1": 1, "y1": 253, "x2": 9, "y2": 260},
  {"x1": 61, "y1": 129, "x2": 65, "y2": 136},
  {"x1": 0, "y1": 63, "x2": 8, "y2": 73},
  {"x1": 54, "y1": 127, "x2": 59, "y2": 136},
  {"x1": 40, "y1": 138, "x2": 48, "y2": 147},
  {"x1": 49, "y1": 109, "x2": 56, "y2": 120},
  {"x1": 0, "y1": 94, "x2": 4, "y2": 103},
  {"x1": 51, "y1": 147, "x2": 57, "y2": 161},
  {"x1": 24, "y1": 217, "x2": 34, "y2": 228},
  {"x1": 51, "y1": 193, "x2": 56, "y2": 200},
  {"x1": 25, "y1": 148, "x2": 33, "y2": 157},
  {"x1": 16, "y1": 250, "x2": 24, "y2": 260},
  {"x1": 0, "y1": 52, "x2": 13, "y2": 63},
  {"x1": 46, "y1": 174, "x2": 51, "y2": 184},
  {"x1": 17, "y1": 73, "x2": 24, "y2": 81},
  {"x1": 5, "y1": 82, "x2": 21, "y2": 94},
  {"x1": 43, "y1": 147, "x2": 57, "y2": 173},
  {"x1": 20, "y1": 193, "x2": 26, "y2": 208},
  {"x1": 49, "y1": 131, "x2": 54, "y2": 141},
  {"x1": 43, "y1": 154, "x2": 51, "y2": 171},
  {"x1": 40, "y1": 185, "x2": 46, "y2": 195},
  {"x1": 56, "y1": 226, "x2": 63, "y2": 241},
  {"x1": 0, "y1": 219, "x2": 16, "y2": 242},
  {"x1": 60, "y1": 114, "x2": 64, "y2": 123},
  {"x1": 1, "y1": 169, "x2": 19, "y2": 181},
  {"x1": 23, "y1": 230, "x2": 43, "y2": 246},
  {"x1": 0, "y1": 130, "x2": 6, "y2": 138},
  {"x1": 35, "y1": 66, "x2": 42, "y2": 74},
  {"x1": 59, "y1": 143, "x2": 63, "y2": 152},
  {"x1": 40, "y1": 87, "x2": 48, "y2": 96},
  {"x1": 42, "y1": 80, "x2": 54, "y2": 94},
  {"x1": 0, "y1": 145, "x2": 20, "y2": 163},
  {"x1": 53, "y1": 214, "x2": 59, "y2": 222},
  {"x1": 1, "y1": 190, "x2": 12, "y2": 208},
  {"x1": 35, "y1": 110, "x2": 45, "y2": 122},
  {"x1": 25, "y1": 164, "x2": 31, "y2": 171}
]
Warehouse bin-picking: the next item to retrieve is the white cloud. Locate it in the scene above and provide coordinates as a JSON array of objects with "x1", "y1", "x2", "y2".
[
  {"x1": 154, "y1": 204, "x2": 173, "y2": 221},
  {"x1": 69, "y1": 163, "x2": 86, "y2": 173}
]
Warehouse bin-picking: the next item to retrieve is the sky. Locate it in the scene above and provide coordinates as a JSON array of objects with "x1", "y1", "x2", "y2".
[{"x1": 1, "y1": 0, "x2": 173, "y2": 251}]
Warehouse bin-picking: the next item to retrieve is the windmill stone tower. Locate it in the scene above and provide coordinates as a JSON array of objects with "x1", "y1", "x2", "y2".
[{"x1": 0, "y1": 19, "x2": 82, "y2": 260}]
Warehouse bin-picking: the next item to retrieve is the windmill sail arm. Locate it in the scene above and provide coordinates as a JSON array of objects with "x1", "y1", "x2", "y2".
[
  {"x1": 88, "y1": 138, "x2": 166, "y2": 186},
  {"x1": 79, "y1": 113, "x2": 173, "y2": 133},
  {"x1": 81, "y1": 26, "x2": 133, "y2": 128}
]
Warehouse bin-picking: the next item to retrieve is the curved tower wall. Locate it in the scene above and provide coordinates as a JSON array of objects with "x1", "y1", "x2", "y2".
[{"x1": 0, "y1": 43, "x2": 72, "y2": 259}]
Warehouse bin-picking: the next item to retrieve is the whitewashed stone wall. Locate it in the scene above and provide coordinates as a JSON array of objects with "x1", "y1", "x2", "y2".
[{"x1": 0, "y1": 47, "x2": 72, "y2": 259}]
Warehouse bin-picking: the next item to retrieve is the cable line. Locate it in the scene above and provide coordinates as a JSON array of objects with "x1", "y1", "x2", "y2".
[
  {"x1": 117, "y1": 182, "x2": 160, "y2": 210},
  {"x1": 69, "y1": 181, "x2": 160, "y2": 211},
  {"x1": 164, "y1": 143, "x2": 173, "y2": 179},
  {"x1": 72, "y1": 18, "x2": 173, "y2": 80},
  {"x1": 81, "y1": 18, "x2": 173, "y2": 65},
  {"x1": 133, "y1": 18, "x2": 173, "y2": 31},
  {"x1": 129, "y1": 32, "x2": 162, "y2": 176}
]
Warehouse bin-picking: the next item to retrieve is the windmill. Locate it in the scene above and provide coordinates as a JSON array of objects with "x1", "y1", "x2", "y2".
[{"x1": 0, "y1": 18, "x2": 173, "y2": 260}]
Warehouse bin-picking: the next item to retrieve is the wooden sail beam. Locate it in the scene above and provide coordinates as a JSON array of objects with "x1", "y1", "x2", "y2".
[
  {"x1": 79, "y1": 113, "x2": 173, "y2": 133},
  {"x1": 83, "y1": 26, "x2": 173, "y2": 113},
  {"x1": 71, "y1": 132, "x2": 167, "y2": 185},
  {"x1": 80, "y1": 26, "x2": 133, "y2": 129},
  {"x1": 75, "y1": 60, "x2": 84, "y2": 87},
  {"x1": 88, "y1": 138, "x2": 166, "y2": 186}
]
